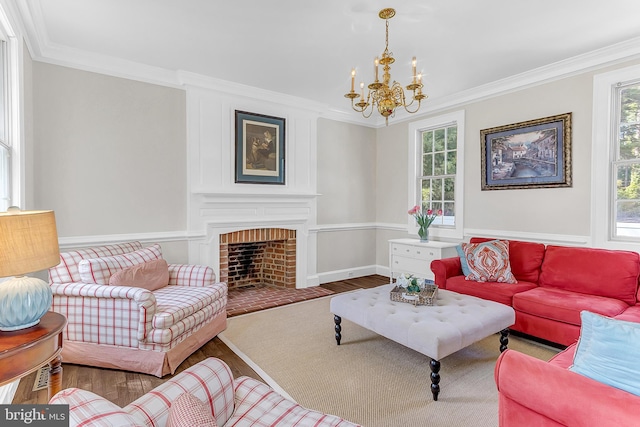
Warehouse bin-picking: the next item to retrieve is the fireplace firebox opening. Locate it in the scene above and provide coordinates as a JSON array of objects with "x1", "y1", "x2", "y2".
[{"x1": 219, "y1": 228, "x2": 296, "y2": 289}]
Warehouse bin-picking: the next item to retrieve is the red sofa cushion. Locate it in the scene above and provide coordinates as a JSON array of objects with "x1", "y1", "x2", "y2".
[
  {"x1": 548, "y1": 343, "x2": 576, "y2": 369},
  {"x1": 513, "y1": 287, "x2": 629, "y2": 325},
  {"x1": 614, "y1": 305, "x2": 640, "y2": 322},
  {"x1": 469, "y1": 238, "x2": 545, "y2": 283},
  {"x1": 538, "y1": 245, "x2": 640, "y2": 306},
  {"x1": 445, "y1": 275, "x2": 537, "y2": 306}
]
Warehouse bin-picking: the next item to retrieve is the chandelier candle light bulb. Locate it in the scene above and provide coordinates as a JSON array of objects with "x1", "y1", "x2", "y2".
[
  {"x1": 350, "y1": 68, "x2": 355, "y2": 92},
  {"x1": 412, "y1": 57, "x2": 417, "y2": 83},
  {"x1": 374, "y1": 57, "x2": 379, "y2": 81},
  {"x1": 344, "y1": 7, "x2": 427, "y2": 125}
]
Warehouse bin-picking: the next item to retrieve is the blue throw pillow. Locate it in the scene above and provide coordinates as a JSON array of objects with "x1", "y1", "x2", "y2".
[
  {"x1": 455, "y1": 244, "x2": 471, "y2": 276},
  {"x1": 569, "y1": 311, "x2": 640, "y2": 396}
]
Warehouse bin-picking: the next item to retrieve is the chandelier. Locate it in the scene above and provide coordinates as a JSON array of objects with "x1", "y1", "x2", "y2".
[{"x1": 344, "y1": 8, "x2": 426, "y2": 125}]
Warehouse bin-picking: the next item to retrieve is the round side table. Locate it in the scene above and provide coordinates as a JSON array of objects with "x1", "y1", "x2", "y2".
[{"x1": 0, "y1": 311, "x2": 66, "y2": 401}]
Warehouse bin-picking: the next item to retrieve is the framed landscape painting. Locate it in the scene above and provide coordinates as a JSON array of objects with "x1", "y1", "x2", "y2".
[
  {"x1": 480, "y1": 113, "x2": 572, "y2": 190},
  {"x1": 235, "y1": 110, "x2": 285, "y2": 185}
]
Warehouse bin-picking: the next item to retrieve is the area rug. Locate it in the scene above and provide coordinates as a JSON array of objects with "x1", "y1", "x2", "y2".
[{"x1": 219, "y1": 295, "x2": 559, "y2": 427}]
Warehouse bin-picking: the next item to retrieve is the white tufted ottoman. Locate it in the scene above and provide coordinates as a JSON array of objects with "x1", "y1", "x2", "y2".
[{"x1": 329, "y1": 283, "x2": 515, "y2": 401}]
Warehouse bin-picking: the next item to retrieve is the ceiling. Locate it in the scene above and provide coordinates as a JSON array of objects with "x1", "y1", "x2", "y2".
[{"x1": 14, "y1": 0, "x2": 640, "y2": 124}]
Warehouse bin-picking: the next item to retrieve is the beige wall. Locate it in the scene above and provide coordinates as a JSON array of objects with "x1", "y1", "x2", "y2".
[
  {"x1": 317, "y1": 118, "x2": 376, "y2": 224},
  {"x1": 375, "y1": 58, "x2": 640, "y2": 254},
  {"x1": 316, "y1": 118, "x2": 377, "y2": 274},
  {"x1": 374, "y1": 72, "x2": 595, "y2": 239},
  {"x1": 375, "y1": 121, "x2": 409, "y2": 225},
  {"x1": 461, "y1": 75, "x2": 593, "y2": 236},
  {"x1": 25, "y1": 55, "x2": 640, "y2": 277},
  {"x1": 23, "y1": 41, "x2": 34, "y2": 209},
  {"x1": 31, "y1": 63, "x2": 187, "y2": 239}
]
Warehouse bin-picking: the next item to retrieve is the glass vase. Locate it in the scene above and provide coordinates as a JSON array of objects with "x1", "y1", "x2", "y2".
[{"x1": 418, "y1": 226, "x2": 429, "y2": 242}]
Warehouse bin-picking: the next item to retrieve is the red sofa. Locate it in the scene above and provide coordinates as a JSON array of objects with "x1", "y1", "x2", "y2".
[
  {"x1": 430, "y1": 238, "x2": 640, "y2": 346},
  {"x1": 495, "y1": 345, "x2": 639, "y2": 426}
]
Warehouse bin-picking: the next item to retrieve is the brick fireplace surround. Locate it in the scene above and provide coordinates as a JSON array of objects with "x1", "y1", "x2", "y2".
[{"x1": 219, "y1": 228, "x2": 296, "y2": 289}]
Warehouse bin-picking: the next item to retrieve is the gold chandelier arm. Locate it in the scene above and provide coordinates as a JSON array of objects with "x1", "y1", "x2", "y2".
[
  {"x1": 350, "y1": 93, "x2": 372, "y2": 115},
  {"x1": 361, "y1": 106, "x2": 374, "y2": 119},
  {"x1": 403, "y1": 98, "x2": 423, "y2": 114}
]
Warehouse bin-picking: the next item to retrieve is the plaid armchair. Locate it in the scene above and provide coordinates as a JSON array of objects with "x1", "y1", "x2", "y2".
[
  {"x1": 48, "y1": 241, "x2": 227, "y2": 377},
  {"x1": 50, "y1": 357, "x2": 360, "y2": 427}
]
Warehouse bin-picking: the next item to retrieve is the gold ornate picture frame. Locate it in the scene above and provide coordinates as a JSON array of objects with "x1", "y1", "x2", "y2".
[{"x1": 480, "y1": 113, "x2": 572, "y2": 190}]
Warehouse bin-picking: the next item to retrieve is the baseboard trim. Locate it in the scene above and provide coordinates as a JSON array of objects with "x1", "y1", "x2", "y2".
[
  {"x1": 317, "y1": 265, "x2": 385, "y2": 284},
  {"x1": 376, "y1": 265, "x2": 391, "y2": 278}
]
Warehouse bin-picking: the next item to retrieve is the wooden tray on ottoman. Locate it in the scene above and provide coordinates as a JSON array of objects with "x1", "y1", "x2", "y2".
[{"x1": 390, "y1": 284, "x2": 438, "y2": 306}]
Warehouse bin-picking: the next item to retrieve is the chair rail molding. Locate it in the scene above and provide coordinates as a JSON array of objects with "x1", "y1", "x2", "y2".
[
  {"x1": 57, "y1": 231, "x2": 192, "y2": 250},
  {"x1": 463, "y1": 228, "x2": 591, "y2": 246}
]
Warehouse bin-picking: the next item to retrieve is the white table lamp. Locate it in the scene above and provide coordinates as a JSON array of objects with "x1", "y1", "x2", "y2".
[{"x1": 0, "y1": 207, "x2": 60, "y2": 331}]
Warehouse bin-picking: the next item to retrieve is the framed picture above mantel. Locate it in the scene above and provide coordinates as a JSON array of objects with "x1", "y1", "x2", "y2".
[
  {"x1": 235, "y1": 110, "x2": 286, "y2": 185},
  {"x1": 480, "y1": 112, "x2": 572, "y2": 190}
]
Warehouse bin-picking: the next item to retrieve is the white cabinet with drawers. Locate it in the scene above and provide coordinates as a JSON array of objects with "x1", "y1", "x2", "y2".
[{"x1": 388, "y1": 238, "x2": 458, "y2": 281}]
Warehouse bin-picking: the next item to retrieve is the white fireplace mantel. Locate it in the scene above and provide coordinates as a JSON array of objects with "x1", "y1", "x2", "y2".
[{"x1": 186, "y1": 85, "x2": 320, "y2": 288}]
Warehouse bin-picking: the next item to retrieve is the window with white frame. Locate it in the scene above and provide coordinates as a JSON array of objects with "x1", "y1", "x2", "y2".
[
  {"x1": 613, "y1": 82, "x2": 640, "y2": 240},
  {"x1": 0, "y1": 6, "x2": 23, "y2": 214},
  {"x1": 0, "y1": 40, "x2": 9, "y2": 212},
  {"x1": 408, "y1": 110, "x2": 465, "y2": 240},
  {"x1": 593, "y1": 64, "x2": 640, "y2": 249}
]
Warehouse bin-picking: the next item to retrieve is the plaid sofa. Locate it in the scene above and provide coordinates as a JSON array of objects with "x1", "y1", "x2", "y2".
[
  {"x1": 50, "y1": 357, "x2": 360, "y2": 427},
  {"x1": 48, "y1": 241, "x2": 227, "y2": 377}
]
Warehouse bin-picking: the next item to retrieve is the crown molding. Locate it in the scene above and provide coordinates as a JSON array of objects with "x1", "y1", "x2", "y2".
[
  {"x1": 377, "y1": 36, "x2": 640, "y2": 127},
  {"x1": 178, "y1": 70, "x2": 326, "y2": 113},
  {"x1": 14, "y1": 0, "x2": 640, "y2": 125},
  {"x1": 322, "y1": 108, "x2": 378, "y2": 128}
]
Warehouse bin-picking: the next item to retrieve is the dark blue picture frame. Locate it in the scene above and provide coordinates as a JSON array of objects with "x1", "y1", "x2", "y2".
[
  {"x1": 480, "y1": 113, "x2": 572, "y2": 190},
  {"x1": 235, "y1": 110, "x2": 286, "y2": 185}
]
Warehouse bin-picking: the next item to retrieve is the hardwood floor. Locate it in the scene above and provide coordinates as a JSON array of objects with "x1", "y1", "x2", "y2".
[{"x1": 12, "y1": 275, "x2": 389, "y2": 407}]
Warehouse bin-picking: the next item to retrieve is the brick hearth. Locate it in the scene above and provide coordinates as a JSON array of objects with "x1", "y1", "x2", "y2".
[{"x1": 226, "y1": 285, "x2": 334, "y2": 317}]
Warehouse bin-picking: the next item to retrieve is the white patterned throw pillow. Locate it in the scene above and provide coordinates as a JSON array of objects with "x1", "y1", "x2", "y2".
[
  {"x1": 78, "y1": 244, "x2": 163, "y2": 285},
  {"x1": 460, "y1": 240, "x2": 517, "y2": 283}
]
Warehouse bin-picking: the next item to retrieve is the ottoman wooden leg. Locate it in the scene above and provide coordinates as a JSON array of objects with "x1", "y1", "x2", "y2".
[
  {"x1": 499, "y1": 328, "x2": 510, "y2": 353},
  {"x1": 334, "y1": 315, "x2": 342, "y2": 345},
  {"x1": 430, "y1": 359, "x2": 441, "y2": 401}
]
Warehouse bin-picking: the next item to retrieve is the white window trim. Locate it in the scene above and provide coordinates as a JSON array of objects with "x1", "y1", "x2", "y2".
[
  {"x1": 0, "y1": 3, "x2": 23, "y2": 209},
  {"x1": 592, "y1": 64, "x2": 640, "y2": 251},
  {"x1": 407, "y1": 110, "x2": 465, "y2": 240}
]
